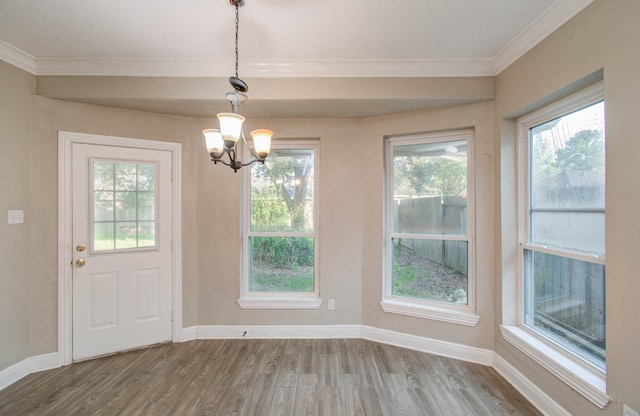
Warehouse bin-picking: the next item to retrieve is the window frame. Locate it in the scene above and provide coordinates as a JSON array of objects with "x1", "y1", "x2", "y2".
[
  {"x1": 501, "y1": 81, "x2": 608, "y2": 408},
  {"x1": 381, "y1": 129, "x2": 479, "y2": 326},
  {"x1": 238, "y1": 139, "x2": 321, "y2": 309}
]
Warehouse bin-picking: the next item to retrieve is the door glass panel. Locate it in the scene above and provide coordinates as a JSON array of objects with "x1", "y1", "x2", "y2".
[
  {"x1": 91, "y1": 160, "x2": 158, "y2": 252},
  {"x1": 94, "y1": 222, "x2": 115, "y2": 251},
  {"x1": 94, "y1": 191, "x2": 114, "y2": 222},
  {"x1": 115, "y1": 192, "x2": 137, "y2": 221}
]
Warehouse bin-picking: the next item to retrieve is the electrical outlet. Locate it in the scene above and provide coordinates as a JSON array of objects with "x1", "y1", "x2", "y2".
[
  {"x1": 8, "y1": 210, "x2": 24, "y2": 224},
  {"x1": 624, "y1": 404, "x2": 639, "y2": 416},
  {"x1": 328, "y1": 299, "x2": 335, "y2": 310}
]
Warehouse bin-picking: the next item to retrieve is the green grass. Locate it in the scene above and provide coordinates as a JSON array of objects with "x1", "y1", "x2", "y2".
[
  {"x1": 94, "y1": 232, "x2": 155, "y2": 250},
  {"x1": 393, "y1": 263, "x2": 433, "y2": 299},
  {"x1": 250, "y1": 265, "x2": 314, "y2": 292}
]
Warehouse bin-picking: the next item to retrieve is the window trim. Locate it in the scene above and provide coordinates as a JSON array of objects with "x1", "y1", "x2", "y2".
[
  {"x1": 381, "y1": 129, "x2": 478, "y2": 325},
  {"x1": 238, "y1": 139, "x2": 321, "y2": 309},
  {"x1": 501, "y1": 81, "x2": 608, "y2": 407}
]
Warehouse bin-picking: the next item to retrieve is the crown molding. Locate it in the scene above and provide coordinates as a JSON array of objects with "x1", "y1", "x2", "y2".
[
  {"x1": 492, "y1": 0, "x2": 594, "y2": 74},
  {"x1": 28, "y1": 57, "x2": 496, "y2": 78},
  {"x1": 0, "y1": 0, "x2": 594, "y2": 78},
  {"x1": 0, "y1": 41, "x2": 36, "y2": 74}
]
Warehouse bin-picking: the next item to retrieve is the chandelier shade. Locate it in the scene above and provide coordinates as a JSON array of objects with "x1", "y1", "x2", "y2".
[
  {"x1": 217, "y1": 112, "x2": 245, "y2": 143},
  {"x1": 250, "y1": 129, "x2": 273, "y2": 158},
  {"x1": 203, "y1": 129, "x2": 224, "y2": 157}
]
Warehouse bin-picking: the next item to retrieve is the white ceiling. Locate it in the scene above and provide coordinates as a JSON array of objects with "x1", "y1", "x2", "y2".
[{"x1": 0, "y1": 0, "x2": 592, "y2": 78}]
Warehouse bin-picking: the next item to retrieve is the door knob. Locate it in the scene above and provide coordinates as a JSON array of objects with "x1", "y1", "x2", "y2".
[
  {"x1": 76, "y1": 244, "x2": 86, "y2": 252},
  {"x1": 75, "y1": 258, "x2": 86, "y2": 267}
]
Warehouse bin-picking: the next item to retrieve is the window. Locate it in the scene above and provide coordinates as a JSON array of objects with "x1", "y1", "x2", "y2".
[
  {"x1": 91, "y1": 160, "x2": 157, "y2": 252},
  {"x1": 381, "y1": 130, "x2": 478, "y2": 325},
  {"x1": 239, "y1": 140, "x2": 320, "y2": 309},
  {"x1": 519, "y1": 85, "x2": 606, "y2": 369},
  {"x1": 500, "y1": 81, "x2": 608, "y2": 407}
]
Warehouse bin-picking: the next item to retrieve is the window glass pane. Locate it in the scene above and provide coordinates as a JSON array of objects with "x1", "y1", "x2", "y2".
[
  {"x1": 115, "y1": 191, "x2": 137, "y2": 221},
  {"x1": 92, "y1": 160, "x2": 158, "y2": 252},
  {"x1": 115, "y1": 222, "x2": 138, "y2": 249},
  {"x1": 137, "y1": 221, "x2": 156, "y2": 247},
  {"x1": 524, "y1": 249, "x2": 606, "y2": 368},
  {"x1": 93, "y1": 161, "x2": 114, "y2": 190},
  {"x1": 115, "y1": 163, "x2": 138, "y2": 191},
  {"x1": 531, "y1": 211, "x2": 604, "y2": 255},
  {"x1": 392, "y1": 238, "x2": 468, "y2": 304},
  {"x1": 138, "y1": 192, "x2": 155, "y2": 221},
  {"x1": 529, "y1": 101, "x2": 605, "y2": 255},
  {"x1": 249, "y1": 236, "x2": 314, "y2": 292},
  {"x1": 94, "y1": 222, "x2": 114, "y2": 251},
  {"x1": 250, "y1": 149, "x2": 314, "y2": 233},
  {"x1": 94, "y1": 191, "x2": 114, "y2": 222},
  {"x1": 137, "y1": 164, "x2": 156, "y2": 191},
  {"x1": 393, "y1": 140, "x2": 467, "y2": 235}
]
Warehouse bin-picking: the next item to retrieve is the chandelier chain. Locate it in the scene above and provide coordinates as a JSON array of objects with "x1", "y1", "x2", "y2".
[{"x1": 234, "y1": 3, "x2": 239, "y2": 78}]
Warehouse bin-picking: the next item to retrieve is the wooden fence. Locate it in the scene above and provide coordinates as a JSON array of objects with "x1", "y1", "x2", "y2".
[
  {"x1": 530, "y1": 251, "x2": 605, "y2": 358},
  {"x1": 395, "y1": 196, "x2": 468, "y2": 275}
]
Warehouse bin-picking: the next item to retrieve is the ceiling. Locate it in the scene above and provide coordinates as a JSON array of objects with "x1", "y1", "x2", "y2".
[{"x1": 0, "y1": 0, "x2": 592, "y2": 117}]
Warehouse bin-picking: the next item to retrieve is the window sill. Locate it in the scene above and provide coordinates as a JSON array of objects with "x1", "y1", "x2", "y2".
[
  {"x1": 380, "y1": 299, "x2": 480, "y2": 326},
  {"x1": 237, "y1": 296, "x2": 323, "y2": 309},
  {"x1": 500, "y1": 325, "x2": 609, "y2": 409}
]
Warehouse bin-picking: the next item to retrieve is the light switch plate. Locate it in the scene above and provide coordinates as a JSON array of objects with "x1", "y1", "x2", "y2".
[{"x1": 8, "y1": 210, "x2": 24, "y2": 224}]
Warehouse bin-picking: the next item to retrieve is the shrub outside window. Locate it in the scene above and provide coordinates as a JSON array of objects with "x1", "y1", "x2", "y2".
[
  {"x1": 519, "y1": 88, "x2": 605, "y2": 369},
  {"x1": 240, "y1": 140, "x2": 319, "y2": 307},
  {"x1": 382, "y1": 130, "x2": 476, "y2": 324}
]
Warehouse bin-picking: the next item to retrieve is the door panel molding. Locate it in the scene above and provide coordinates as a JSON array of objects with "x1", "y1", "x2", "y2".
[{"x1": 58, "y1": 131, "x2": 182, "y2": 365}]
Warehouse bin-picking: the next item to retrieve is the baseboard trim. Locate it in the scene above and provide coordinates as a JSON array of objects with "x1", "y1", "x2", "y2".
[
  {"x1": 493, "y1": 353, "x2": 572, "y2": 416},
  {"x1": 0, "y1": 353, "x2": 60, "y2": 391},
  {"x1": 362, "y1": 325, "x2": 494, "y2": 366},
  {"x1": 179, "y1": 326, "x2": 198, "y2": 342},
  {"x1": 194, "y1": 324, "x2": 362, "y2": 340}
]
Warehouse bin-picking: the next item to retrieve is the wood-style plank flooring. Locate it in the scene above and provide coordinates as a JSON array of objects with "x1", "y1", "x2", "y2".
[{"x1": 0, "y1": 339, "x2": 541, "y2": 415}]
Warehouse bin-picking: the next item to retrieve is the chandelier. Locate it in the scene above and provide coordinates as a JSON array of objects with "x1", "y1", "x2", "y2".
[{"x1": 202, "y1": 0, "x2": 272, "y2": 172}]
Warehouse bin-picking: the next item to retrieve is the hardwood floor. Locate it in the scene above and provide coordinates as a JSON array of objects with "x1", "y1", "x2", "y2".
[{"x1": 0, "y1": 339, "x2": 541, "y2": 415}]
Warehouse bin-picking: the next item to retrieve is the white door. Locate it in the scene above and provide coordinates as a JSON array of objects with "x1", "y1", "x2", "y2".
[{"x1": 72, "y1": 143, "x2": 173, "y2": 360}]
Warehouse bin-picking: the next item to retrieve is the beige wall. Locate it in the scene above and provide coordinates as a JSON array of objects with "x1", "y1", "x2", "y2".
[
  {"x1": 196, "y1": 117, "x2": 364, "y2": 325},
  {"x1": 495, "y1": 0, "x2": 640, "y2": 414},
  {"x1": 0, "y1": 61, "x2": 34, "y2": 369},
  {"x1": 26, "y1": 96, "x2": 204, "y2": 354}
]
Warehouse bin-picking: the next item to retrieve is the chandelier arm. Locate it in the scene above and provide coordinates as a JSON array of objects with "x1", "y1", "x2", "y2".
[
  {"x1": 247, "y1": 146, "x2": 260, "y2": 159},
  {"x1": 213, "y1": 150, "x2": 243, "y2": 172},
  {"x1": 240, "y1": 158, "x2": 266, "y2": 168}
]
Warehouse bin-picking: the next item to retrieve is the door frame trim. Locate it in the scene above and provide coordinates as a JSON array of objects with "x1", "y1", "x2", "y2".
[{"x1": 57, "y1": 131, "x2": 183, "y2": 365}]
